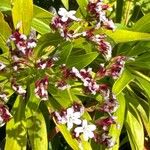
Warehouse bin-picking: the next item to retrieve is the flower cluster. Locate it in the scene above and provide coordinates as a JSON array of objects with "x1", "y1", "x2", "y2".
[
  {"x1": 0, "y1": 105, "x2": 12, "y2": 127},
  {"x1": 87, "y1": 0, "x2": 115, "y2": 30},
  {"x1": 51, "y1": 0, "x2": 115, "y2": 61},
  {"x1": 35, "y1": 76, "x2": 49, "y2": 100},
  {"x1": 51, "y1": 8, "x2": 81, "y2": 41},
  {"x1": 53, "y1": 103, "x2": 96, "y2": 141}
]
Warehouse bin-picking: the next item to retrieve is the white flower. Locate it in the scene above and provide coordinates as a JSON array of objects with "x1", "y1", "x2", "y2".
[
  {"x1": 0, "y1": 62, "x2": 6, "y2": 71},
  {"x1": 12, "y1": 85, "x2": 26, "y2": 95},
  {"x1": 20, "y1": 34, "x2": 27, "y2": 40},
  {"x1": 27, "y1": 41, "x2": 37, "y2": 49},
  {"x1": 66, "y1": 107, "x2": 82, "y2": 130},
  {"x1": 0, "y1": 93, "x2": 8, "y2": 102},
  {"x1": 58, "y1": 8, "x2": 79, "y2": 22},
  {"x1": 74, "y1": 119, "x2": 96, "y2": 141}
]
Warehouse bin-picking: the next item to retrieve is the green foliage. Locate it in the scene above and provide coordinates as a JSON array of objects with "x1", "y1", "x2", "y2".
[{"x1": 0, "y1": 0, "x2": 150, "y2": 150}]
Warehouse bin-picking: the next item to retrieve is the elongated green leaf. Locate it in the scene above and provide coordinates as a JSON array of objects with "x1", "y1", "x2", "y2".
[
  {"x1": 12, "y1": 0, "x2": 33, "y2": 34},
  {"x1": 127, "y1": 89, "x2": 150, "y2": 137},
  {"x1": 76, "y1": 0, "x2": 88, "y2": 17},
  {"x1": 0, "y1": 0, "x2": 11, "y2": 11},
  {"x1": 133, "y1": 13, "x2": 150, "y2": 32},
  {"x1": 56, "y1": 124, "x2": 79, "y2": 150},
  {"x1": 67, "y1": 52, "x2": 99, "y2": 69},
  {"x1": 25, "y1": 84, "x2": 41, "y2": 118},
  {"x1": 5, "y1": 96, "x2": 27, "y2": 150},
  {"x1": 0, "y1": 12, "x2": 11, "y2": 52},
  {"x1": 112, "y1": 69, "x2": 134, "y2": 95},
  {"x1": 125, "y1": 103, "x2": 144, "y2": 150},
  {"x1": 61, "y1": 0, "x2": 69, "y2": 9},
  {"x1": 109, "y1": 93, "x2": 126, "y2": 149},
  {"x1": 32, "y1": 5, "x2": 53, "y2": 34},
  {"x1": 105, "y1": 29, "x2": 150, "y2": 43},
  {"x1": 27, "y1": 109, "x2": 48, "y2": 150}
]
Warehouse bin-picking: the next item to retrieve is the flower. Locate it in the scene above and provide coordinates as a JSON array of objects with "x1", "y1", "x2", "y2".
[
  {"x1": 35, "y1": 76, "x2": 49, "y2": 100},
  {"x1": 0, "y1": 105, "x2": 12, "y2": 127},
  {"x1": 0, "y1": 93, "x2": 8, "y2": 103},
  {"x1": 74, "y1": 119, "x2": 96, "y2": 141},
  {"x1": 65, "y1": 107, "x2": 82, "y2": 130},
  {"x1": 96, "y1": 116, "x2": 116, "y2": 130},
  {"x1": 12, "y1": 83, "x2": 26, "y2": 95},
  {"x1": 0, "y1": 62, "x2": 6, "y2": 71},
  {"x1": 58, "y1": 8, "x2": 79, "y2": 22}
]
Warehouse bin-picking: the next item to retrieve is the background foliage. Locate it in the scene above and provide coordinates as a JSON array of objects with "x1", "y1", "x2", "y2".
[{"x1": 0, "y1": 0, "x2": 150, "y2": 150}]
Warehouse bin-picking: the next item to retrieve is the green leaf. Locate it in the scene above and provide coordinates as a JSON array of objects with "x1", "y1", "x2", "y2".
[
  {"x1": 0, "y1": 12, "x2": 11, "y2": 52},
  {"x1": 0, "y1": 0, "x2": 11, "y2": 11},
  {"x1": 104, "y1": 29, "x2": 150, "y2": 43},
  {"x1": 12, "y1": 0, "x2": 33, "y2": 34},
  {"x1": 61, "y1": 0, "x2": 69, "y2": 9},
  {"x1": 5, "y1": 96, "x2": 27, "y2": 150},
  {"x1": 125, "y1": 102, "x2": 144, "y2": 150},
  {"x1": 56, "y1": 42, "x2": 73, "y2": 65},
  {"x1": 56, "y1": 124, "x2": 79, "y2": 150},
  {"x1": 76, "y1": 0, "x2": 88, "y2": 17},
  {"x1": 109, "y1": 93, "x2": 126, "y2": 149},
  {"x1": 25, "y1": 83, "x2": 41, "y2": 118},
  {"x1": 34, "y1": 33, "x2": 64, "y2": 58},
  {"x1": 133, "y1": 13, "x2": 150, "y2": 32},
  {"x1": 32, "y1": 5, "x2": 53, "y2": 34},
  {"x1": 27, "y1": 109, "x2": 48, "y2": 150},
  {"x1": 66, "y1": 52, "x2": 99, "y2": 69},
  {"x1": 48, "y1": 85, "x2": 74, "y2": 108},
  {"x1": 112, "y1": 69, "x2": 134, "y2": 95}
]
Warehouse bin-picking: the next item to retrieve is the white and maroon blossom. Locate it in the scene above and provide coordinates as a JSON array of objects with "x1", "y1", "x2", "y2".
[
  {"x1": 105, "y1": 56, "x2": 126, "y2": 79},
  {"x1": 0, "y1": 62, "x2": 6, "y2": 71},
  {"x1": 65, "y1": 107, "x2": 82, "y2": 130},
  {"x1": 74, "y1": 119, "x2": 96, "y2": 141},
  {"x1": 0, "y1": 104, "x2": 12, "y2": 127},
  {"x1": 87, "y1": 0, "x2": 115, "y2": 31},
  {"x1": 36, "y1": 57, "x2": 56, "y2": 70},
  {"x1": 98, "y1": 84, "x2": 110, "y2": 99},
  {"x1": 53, "y1": 111, "x2": 67, "y2": 124},
  {"x1": 96, "y1": 116, "x2": 116, "y2": 131},
  {"x1": 12, "y1": 83, "x2": 26, "y2": 95},
  {"x1": 58, "y1": 8, "x2": 80, "y2": 22},
  {"x1": 53, "y1": 104, "x2": 84, "y2": 130},
  {"x1": 0, "y1": 92, "x2": 8, "y2": 103},
  {"x1": 35, "y1": 76, "x2": 49, "y2": 101},
  {"x1": 101, "y1": 132, "x2": 116, "y2": 148},
  {"x1": 7, "y1": 28, "x2": 37, "y2": 59},
  {"x1": 96, "y1": 64, "x2": 106, "y2": 78},
  {"x1": 98, "y1": 40, "x2": 112, "y2": 60},
  {"x1": 99, "y1": 97, "x2": 119, "y2": 114},
  {"x1": 55, "y1": 80, "x2": 71, "y2": 91}
]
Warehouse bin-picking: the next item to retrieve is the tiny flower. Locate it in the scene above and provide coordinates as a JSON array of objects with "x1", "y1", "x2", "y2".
[
  {"x1": 0, "y1": 62, "x2": 6, "y2": 71},
  {"x1": 55, "y1": 80, "x2": 71, "y2": 90},
  {"x1": 74, "y1": 119, "x2": 96, "y2": 141},
  {"x1": 58, "y1": 8, "x2": 80, "y2": 22},
  {"x1": 12, "y1": 84, "x2": 26, "y2": 95},
  {"x1": 0, "y1": 105, "x2": 12, "y2": 127},
  {"x1": 65, "y1": 107, "x2": 82, "y2": 130},
  {"x1": 35, "y1": 76, "x2": 49, "y2": 100},
  {"x1": 0, "y1": 93, "x2": 8, "y2": 103},
  {"x1": 96, "y1": 116, "x2": 116, "y2": 130}
]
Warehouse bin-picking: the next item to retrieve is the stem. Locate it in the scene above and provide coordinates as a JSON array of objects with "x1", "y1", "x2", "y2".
[{"x1": 67, "y1": 88, "x2": 73, "y2": 103}]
